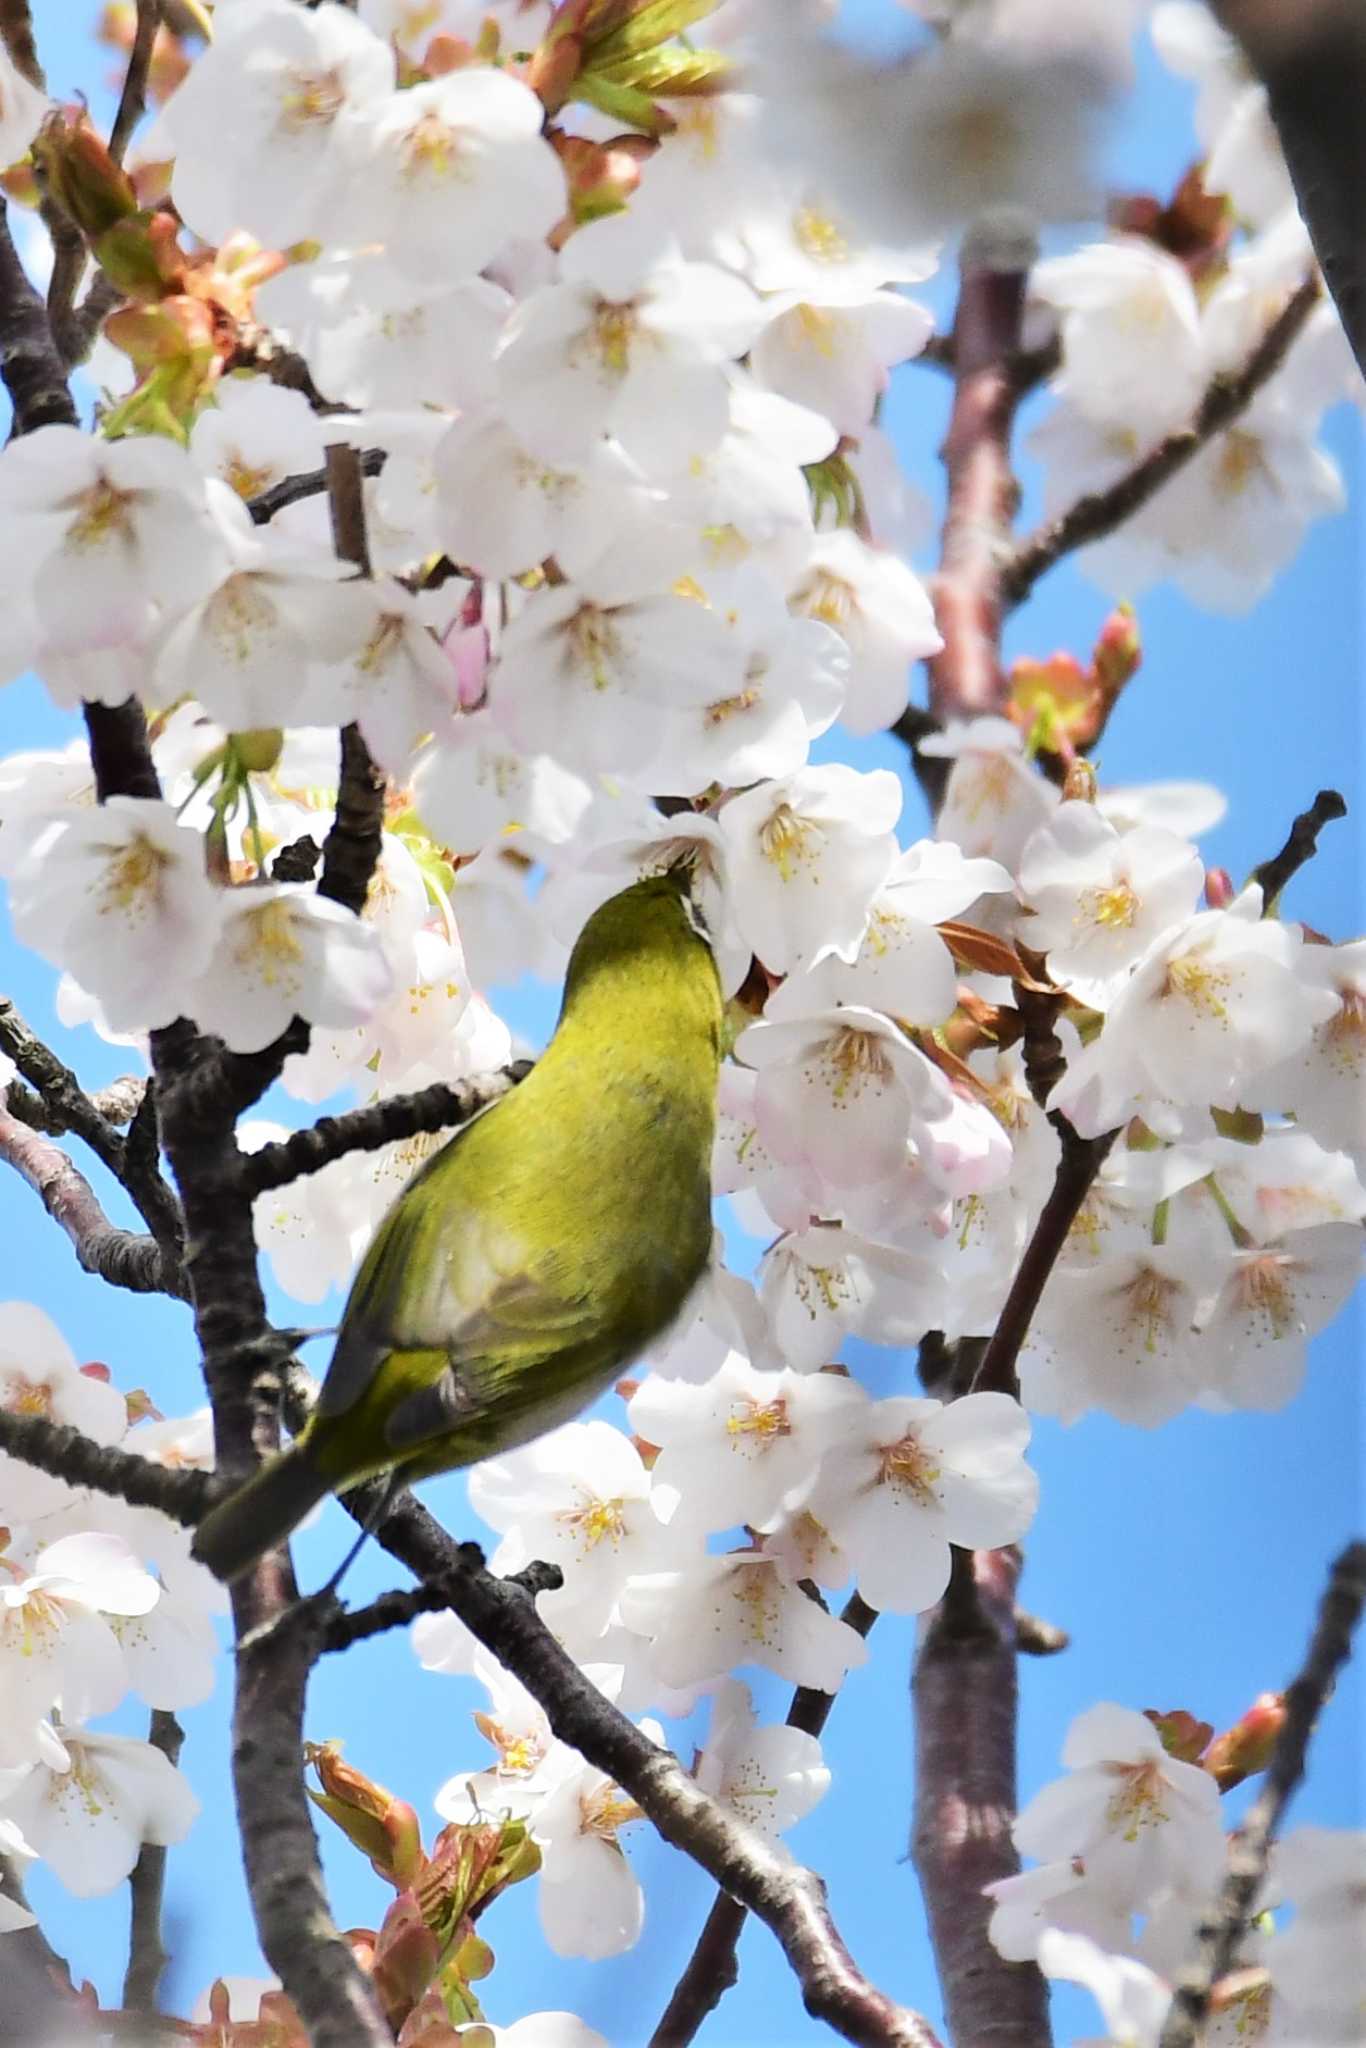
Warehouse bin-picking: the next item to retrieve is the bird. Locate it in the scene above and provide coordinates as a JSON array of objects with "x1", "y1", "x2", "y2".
[{"x1": 191, "y1": 872, "x2": 723, "y2": 1582}]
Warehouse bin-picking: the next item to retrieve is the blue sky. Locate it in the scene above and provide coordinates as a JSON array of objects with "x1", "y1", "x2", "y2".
[{"x1": 2, "y1": 6, "x2": 1361, "y2": 2043}]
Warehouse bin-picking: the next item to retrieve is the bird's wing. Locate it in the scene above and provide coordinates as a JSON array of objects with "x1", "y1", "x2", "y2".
[{"x1": 314, "y1": 1163, "x2": 593, "y2": 1436}]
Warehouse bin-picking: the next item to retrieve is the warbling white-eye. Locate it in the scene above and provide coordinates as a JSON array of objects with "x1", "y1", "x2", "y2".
[{"x1": 192, "y1": 873, "x2": 722, "y2": 1581}]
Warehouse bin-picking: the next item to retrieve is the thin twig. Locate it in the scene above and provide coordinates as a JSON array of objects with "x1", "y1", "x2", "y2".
[
  {"x1": 970, "y1": 1120, "x2": 1117, "y2": 1402},
  {"x1": 0, "y1": 1406, "x2": 212, "y2": 1522},
  {"x1": 366, "y1": 1496, "x2": 937, "y2": 2048},
  {"x1": 248, "y1": 447, "x2": 387, "y2": 526},
  {"x1": 322, "y1": 1560, "x2": 565, "y2": 1653},
  {"x1": 1001, "y1": 275, "x2": 1322, "y2": 608},
  {"x1": 108, "y1": 0, "x2": 161, "y2": 166},
  {"x1": 123, "y1": 1709, "x2": 184, "y2": 2015},
  {"x1": 1159, "y1": 1541, "x2": 1366, "y2": 2048},
  {"x1": 41, "y1": 204, "x2": 89, "y2": 371},
  {"x1": 5, "y1": 1071, "x2": 146, "y2": 1133},
  {"x1": 0, "y1": 1000, "x2": 136, "y2": 1180},
  {"x1": 1249, "y1": 788, "x2": 1347, "y2": 911},
  {"x1": 65, "y1": 267, "x2": 129, "y2": 365},
  {"x1": 650, "y1": 1593, "x2": 881, "y2": 2048},
  {"x1": 239, "y1": 1066, "x2": 530, "y2": 1198},
  {"x1": 0, "y1": 1109, "x2": 188, "y2": 1298},
  {"x1": 317, "y1": 443, "x2": 387, "y2": 920}
]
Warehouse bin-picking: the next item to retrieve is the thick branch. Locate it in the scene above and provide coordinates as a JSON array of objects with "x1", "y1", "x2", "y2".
[
  {"x1": 0, "y1": 1109, "x2": 188, "y2": 1298},
  {"x1": 1210, "y1": 0, "x2": 1366, "y2": 378},
  {"x1": 0, "y1": 198, "x2": 80, "y2": 435},
  {"x1": 1249, "y1": 788, "x2": 1347, "y2": 911},
  {"x1": 0, "y1": 0, "x2": 43, "y2": 85},
  {"x1": 1159, "y1": 1541, "x2": 1366, "y2": 2048},
  {"x1": 651, "y1": 1594, "x2": 881, "y2": 2048},
  {"x1": 370, "y1": 1498, "x2": 937, "y2": 2048},
  {"x1": 108, "y1": 0, "x2": 160, "y2": 166},
  {"x1": 146, "y1": 1015, "x2": 392, "y2": 2048},
  {"x1": 123, "y1": 1710, "x2": 185, "y2": 2015},
  {"x1": 1001, "y1": 277, "x2": 1321, "y2": 608},
  {"x1": 0, "y1": 1407, "x2": 211, "y2": 1522},
  {"x1": 239, "y1": 1065, "x2": 529, "y2": 1197},
  {"x1": 912, "y1": 1547, "x2": 1049, "y2": 2048},
  {"x1": 924, "y1": 240, "x2": 1031, "y2": 734}
]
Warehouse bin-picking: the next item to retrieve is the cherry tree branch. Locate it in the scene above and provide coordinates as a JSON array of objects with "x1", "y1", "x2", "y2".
[
  {"x1": 77, "y1": 720, "x2": 391, "y2": 2048},
  {"x1": 0, "y1": 0, "x2": 42, "y2": 86},
  {"x1": 248, "y1": 447, "x2": 387, "y2": 526},
  {"x1": 650, "y1": 1594, "x2": 881, "y2": 2048},
  {"x1": 920, "y1": 231, "x2": 1033, "y2": 787},
  {"x1": 317, "y1": 444, "x2": 387, "y2": 920},
  {"x1": 1001, "y1": 276, "x2": 1322, "y2": 609},
  {"x1": 0, "y1": 1406, "x2": 211, "y2": 1521},
  {"x1": 1159, "y1": 1540, "x2": 1366, "y2": 2048},
  {"x1": 5, "y1": 1071, "x2": 147, "y2": 1134},
  {"x1": 0, "y1": 1108, "x2": 188, "y2": 1299},
  {"x1": 1250, "y1": 787, "x2": 1347, "y2": 910},
  {"x1": 0, "y1": 198, "x2": 81, "y2": 436},
  {"x1": 912, "y1": 1546, "x2": 1047, "y2": 2048},
  {"x1": 107, "y1": 0, "x2": 160, "y2": 168},
  {"x1": 970, "y1": 1119, "x2": 1118, "y2": 1402},
  {"x1": 123, "y1": 1710, "x2": 185, "y2": 2017},
  {"x1": 363, "y1": 1491, "x2": 939, "y2": 2048},
  {"x1": 0, "y1": 996, "x2": 183, "y2": 1254},
  {"x1": 1210, "y1": 0, "x2": 1366, "y2": 377},
  {"x1": 238, "y1": 1065, "x2": 531, "y2": 1197}
]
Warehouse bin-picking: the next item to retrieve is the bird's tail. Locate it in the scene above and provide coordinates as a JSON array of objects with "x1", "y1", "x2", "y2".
[{"x1": 191, "y1": 1442, "x2": 332, "y2": 1583}]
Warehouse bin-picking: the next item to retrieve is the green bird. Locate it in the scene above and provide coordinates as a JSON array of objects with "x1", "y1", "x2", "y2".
[{"x1": 192, "y1": 873, "x2": 722, "y2": 1582}]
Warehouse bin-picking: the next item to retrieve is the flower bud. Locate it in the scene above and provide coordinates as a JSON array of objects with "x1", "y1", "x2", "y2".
[
  {"x1": 1203, "y1": 1692, "x2": 1286, "y2": 1791},
  {"x1": 306, "y1": 1741, "x2": 425, "y2": 1889},
  {"x1": 33, "y1": 107, "x2": 137, "y2": 239}
]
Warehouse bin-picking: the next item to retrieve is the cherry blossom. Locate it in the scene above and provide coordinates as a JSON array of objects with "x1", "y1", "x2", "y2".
[
  {"x1": 0, "y1": 42, "x2": 47, "y2": 170},
  {"x1": 808, "y1": 1389, "x2": 1039, "y2": 1612},
  {"x1": 718, "y1": 763, "x2": 902, "y2": 972},
  {"x1": 627, "y1": 1354, "x2": 860, "y2": 1533},
  {"x1": 786, "y1": 530, "x2": 943, "y2": 735},
  {"x1": 0, "y1": 1305, "x2": 130, "y2": 1524},
  {"x1": 7, "y1": 798, "x2": 221, "y2": 1035},
  {"x1": 184, "y1": 883, "x2": 393, "y2": 1054},
  {"x1": 694, "y1": 1680, "x2": 830, "y2": 1846},
  {"x1": 1014, "y1": 1703, "x2": 1226, "y2": 1911},
  {"x1": 1054, "y1": 888, "x2": 1340, "y2": 1139},
  {"x1": 349, "y1": 67, "x2": 564, "y2": 279},
  {"x1": 151, "y1": 0, "x2": 395, "y2": 248},
  {"x1": 1017, "y1": 800, "x2": 1205, "y2": 1002},
  {"x1": 758, "y1": 1225, "x2": 947, "y2": 1372},
  {"x1": 619, "y1": 1548, "x2": 869, "y2": 1691},
  {"x1": 496, "y1": 214, "x2": 766, "y2": 476},
  {"x1": 0, "y1": 1725, "x2": 200, "y2": 1898}
]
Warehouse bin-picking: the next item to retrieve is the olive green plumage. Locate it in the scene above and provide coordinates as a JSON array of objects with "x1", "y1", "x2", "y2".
[{"x1": 191, "y1": 875, "x2": 722, "y2": 1582}]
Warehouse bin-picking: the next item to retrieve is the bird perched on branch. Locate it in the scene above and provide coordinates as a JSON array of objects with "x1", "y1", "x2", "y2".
[{"x1": 192, "y1": 872, "x2": 722, "y2": 1582}]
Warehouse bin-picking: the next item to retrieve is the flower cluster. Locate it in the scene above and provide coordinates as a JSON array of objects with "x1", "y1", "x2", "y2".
[
  {"x1": 0, "y1": 1305, "x2": 210, "y2": 1896},
  {"x1": 989, "y1": 1704, "x2": 1366, "y2": 2047}
]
